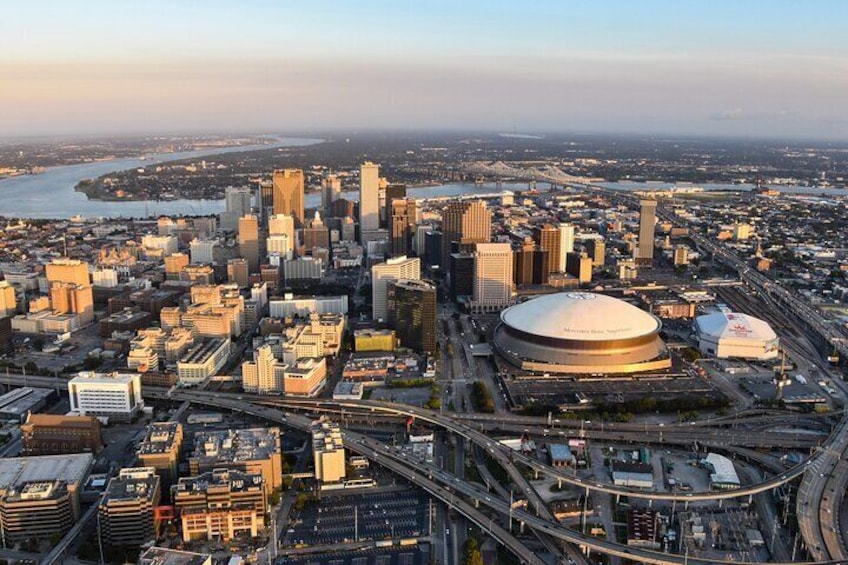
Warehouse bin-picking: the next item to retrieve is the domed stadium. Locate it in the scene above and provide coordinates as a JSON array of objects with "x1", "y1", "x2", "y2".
[
  {"x1": 694, "y1": 312, "x2": 779, "y2": 360},
  {"x1": 493, "y1": 292, "x2": 671, "y2": 374}
]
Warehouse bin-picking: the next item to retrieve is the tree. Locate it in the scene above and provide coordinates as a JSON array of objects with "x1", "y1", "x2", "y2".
[{"x1": 464, "y1": 539, "x2": 483, "y2": 565}]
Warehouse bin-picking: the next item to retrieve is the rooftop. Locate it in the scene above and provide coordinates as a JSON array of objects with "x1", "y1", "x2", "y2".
[
  {"x1": 70, "y1": 371, "x2": 139, "y2": 386},
  {"x1": 140, "y1": 547, "x2": 211, "y2": 565},
  {"x1": 138, "y1": 422, "x2": 183, "y2": 455},
  {"x1": 103, "y1": 467, "x2": 159, "y2": 503},
  {"x1": 0, "y1": 453, "x2": 93, "y2": 491},
  {"x1": 175, "y1": 469, "x2": 263, "y2": 494},
  {"x1": 500, "y1": 292, "x2": 661, "y2": 342},
  {"x1": 191, "y1": 427, "x2": 280, "y2": 464}
]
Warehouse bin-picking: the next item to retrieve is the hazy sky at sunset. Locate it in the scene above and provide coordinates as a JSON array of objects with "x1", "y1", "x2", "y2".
[{"x1": 2, "y1": 0, "x2": 847, "y2": 139}]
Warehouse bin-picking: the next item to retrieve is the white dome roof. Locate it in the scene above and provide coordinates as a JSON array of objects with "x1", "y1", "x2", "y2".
[
  {"x1": 500, "y1": 292, "x2": 661, "y2": 342},
  {"x1": 695, "y1": 312, "x2": 777, "y2": 341}
]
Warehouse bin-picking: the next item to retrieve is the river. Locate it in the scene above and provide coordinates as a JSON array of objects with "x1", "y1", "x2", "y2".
[
  {"x1": 0, "y1": 147, "x2": 844, "y2": 219},
  {"x1": 0, "y1": 137, "x2": 321, "y2": 219}
]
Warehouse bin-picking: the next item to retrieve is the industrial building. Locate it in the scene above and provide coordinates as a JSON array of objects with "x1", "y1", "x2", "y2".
[
  {"x1": 494, "y1": 292, "x2": 671, "y2": 375},
  {"x1": 611, "y1": 461, "x2": 654, "y2": 489},
  {"x1": 704, "y1": 453, "x2": 741, "y2": 490},
  {"x1": 694, "y1": 312, "x2": 779, "y2": 360},
  {"x1": 0, "y1": 387, "x2": 54, "y2": 423}
]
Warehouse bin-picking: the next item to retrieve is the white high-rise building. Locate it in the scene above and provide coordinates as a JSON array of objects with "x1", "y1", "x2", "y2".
[
  {"x1": 371, "y1": 255, "x2": 420, "y2": 321},
  {"x1": 359, "y1": 162, "x2": 380, "y2": 240},
  {"x1": 266, "y1": 235, "x2": 292, "y2": 261},
  {"x1": 92, "y1": 268, "x2": 119, "y2": 288},
  {"x1": 268, "y1": 214, "x2": 296, "y2": 256},
  {"x1": 559, "y1": 223, "x2": 575, "y2": 270},
  {"x1": 242, "y1": 345, "x2": 278, "y2": 394},
  {"x1": 190, "y1": 239, "x2": 217, "y2": 264},
  {"x1": 472, "y1": 243, "x2": 514, "y2": 312},
  {"x1": 141, "y1": 235, "x2": 178, "y2": 255},
  {"x1": 68, "y1": 372, "x2": 144, "y2": 422}
]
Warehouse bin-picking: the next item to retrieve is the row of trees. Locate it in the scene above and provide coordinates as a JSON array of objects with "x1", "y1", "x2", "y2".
[{"x1": 470, "y1": 382, "x2": 495, "y2": 413}]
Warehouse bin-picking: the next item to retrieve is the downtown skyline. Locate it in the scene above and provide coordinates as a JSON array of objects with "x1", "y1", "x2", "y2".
[{"x1": 1, "y1": 0, "x2": 847, "y2": 140}]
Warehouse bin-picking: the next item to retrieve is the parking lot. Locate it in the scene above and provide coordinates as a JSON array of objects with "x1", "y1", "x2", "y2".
[
  {"x1": 284, "y1": 490, "x2": 430, "y2": 546},
  {"x1": 370, "y1": 386, "x2": 431, "y2": 407},
  {"x1": 278, "y1": 545, "x2": 426, "y2": 565},
  {"x1": 504, "y1": 372, "x2": 720, "y2": 408}
]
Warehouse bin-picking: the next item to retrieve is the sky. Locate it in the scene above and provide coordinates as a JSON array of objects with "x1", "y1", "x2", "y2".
[{"x1": 1, "y1": 0, "x2": 847, "y2": 140}]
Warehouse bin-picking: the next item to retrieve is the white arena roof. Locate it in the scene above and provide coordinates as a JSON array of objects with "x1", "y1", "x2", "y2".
[
  {"x1": 500, "y1": 292, "x2": 661, "y2": 342},
  {"x1": 695, "y1": 312, "x2": 777, "y2": 341}
]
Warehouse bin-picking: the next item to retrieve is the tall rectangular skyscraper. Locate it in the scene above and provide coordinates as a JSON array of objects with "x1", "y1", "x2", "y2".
[
  {"x1": 272, "y1": 169, "x2": 304, "y2": 226},
  {"x1": 222, "y1": 186, "x2": 252, "y2": 232},
  {"x1": 238, "y1": 214, "x2": 260, "y2": 273},
  {"x1": 388, "y1": 198, "x2": 417, "y2": 256},
  {"x1": 440, "y1": 200, "x2": 491, "y2": 270},
  {"x1": 359, "y1": 162, "x2": 380, "y2": 240},
  {"x1": 636, "y1": 200, "x2": 657, "y2": 265},
  {"x1": 559, "y1": 223, "x2": 575, "y2": 269},
  {"x1": 534, "y1": 223, "x2": 562, "y2": 274},
  {"x1": 472, "y1": 243, "x2": 513, "y2": 312},
  {"x1": 371, "y1": 255, "x2": 420, "y2": 321},
  {"x1": 387, "y1": 279, "x2": 437, "y2": 353}
]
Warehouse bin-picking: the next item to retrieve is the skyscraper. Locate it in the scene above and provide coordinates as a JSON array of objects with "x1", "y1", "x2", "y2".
[
  {"x1": 268, "y1": 214, "x2": 295, "y2": 257},
  {"x1": 513, "y1": 239, "x2": 548, "y2": 286},
  {"x1": 383, "y1": 183, "x2": 407, "y2": 227},
  {"x1": 238, "y1": 215, "x2": 260, "y2": 273},
  {"x1": 272, "y1": 169, "x2": 305, "y2": 226},
  {"x1": 302, "y1": 211, "x2": 329, "y2": 254},
  {"x1": 388, "y1": 198, "x2": 417, "y2": 256},
  {"x1": 371, "y1": 256, "x2": 420, "y2": 321},
  {"x1": 472, "y1": 243, "x2": 513, "y2": 312},
  {"x1": 359, "y1": 162, "x2": 380, "y2": 240},
  {"x1": 441, "y1": 200, "x2": 491, "y2": 270},
  {"x1": 321, "y1": 174, "x2": 341, "y2": 209},
  {"x1": 559, "y1": 223, "x2": 575, "y2": 269},
  {"x1": 636, "y1": 199, "x2": 657, "y2": 265},
  {"x1": 588, "y1": 239, "x2": 606, "y2": 267},
  {"x1": 387, "y1": 279, "x2": 437, "y2": 353},
  {"x1": 46, "y1": 258, "x2": 90, "y2": 287},
  {"x1": 566, "y1": 251, "x2": 593, "y2": 284},
  {"x1": 222, "y1": 186, "x2": 252, "y2": 232},
  {"x1": 534, "y1": 223, "x2": 562, "y2": 274},
  {"x1": 227, "y1": 258, "x2": 250, "y2": 288}
]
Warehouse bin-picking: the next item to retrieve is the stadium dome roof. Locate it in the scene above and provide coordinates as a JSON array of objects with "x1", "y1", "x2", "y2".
[
  {"x1": 695, "y1": 312, "x2": 777, "y2": 341},
  {"x1": 500, "y1": 292, "x2": 661, "y2": 342}
]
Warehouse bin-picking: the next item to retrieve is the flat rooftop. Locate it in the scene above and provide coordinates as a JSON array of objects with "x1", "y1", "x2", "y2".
[
  {"x1": 103, "y1": 468, "x2": 159, "y2": 503},
  {"x1": 140, "y1": 547, "x2": 211, "y2": 565},
  {"x1": 191, "y1": 427, "x2": 280, "y2": 464},
  {"x1": 138, "y1": 422, "x2": 182, "y2": 455},
  {"x1": 0, "y1": 453, "x2": 93, "y2": 490}
]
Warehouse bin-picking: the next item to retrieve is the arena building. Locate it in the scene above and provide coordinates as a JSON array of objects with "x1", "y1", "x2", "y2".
[
  {"x1": 493, "y1": 292, "x2": 671, "y2": 375},
  {"x1": 694, "y1": 312, "x2": 779, "y2": 360}
]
